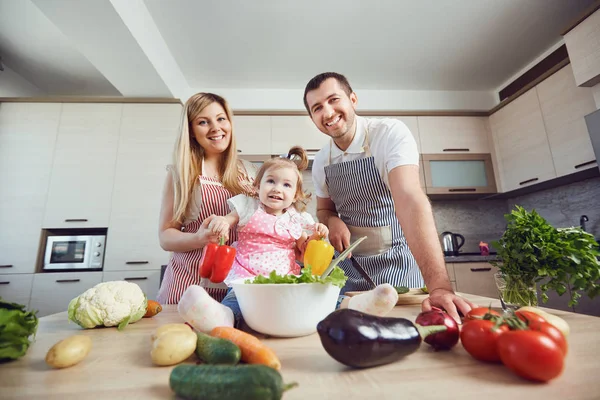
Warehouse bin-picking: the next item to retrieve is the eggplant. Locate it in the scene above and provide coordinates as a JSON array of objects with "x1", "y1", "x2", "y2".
[{"x1": 316, "y1": 308, "x2": 446, "y2": 368}]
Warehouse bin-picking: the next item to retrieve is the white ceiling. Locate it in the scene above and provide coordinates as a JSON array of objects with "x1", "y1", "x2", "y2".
[{"x1": 0, "y1": 0, "x2": 595, "y2": 108}]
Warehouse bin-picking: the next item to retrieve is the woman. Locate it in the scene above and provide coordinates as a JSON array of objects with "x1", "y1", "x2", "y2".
[{"x1": 156, "y1": 92, "x2": 257, "y2": 304}]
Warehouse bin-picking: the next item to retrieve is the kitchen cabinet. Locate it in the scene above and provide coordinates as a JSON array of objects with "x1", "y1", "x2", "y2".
[
  {"x1": 563, "y1": 8, "x2": 600, "y2": 87},
  {"x1": 418, "y1": 117, "x2": 490, "y2": 154},
  {"x1": 453, "y1": 262, "x2": 499, "y2": 299},
  {"x1": 271, "y1": 116, "x2": 328, "y2": 155},
  {"x1": 422, "y1": 153, "x2": 497, "y2": 194},
  {"x1": 0, "y1": 274, "x2": 34, "y2": 307},
  {"x1": 232, "y1": 116, "x2": 272, "y2": 155},
  {"x1": 536, "y1": 64, "x2": 598, "y2": 176},
  {"x1": 29, "y1": 272, "x2": 103, "y2": 317},
  {"x1": 489, "y1": 88, "x2": 556, "y2": 192},
  {"x1": 43, "y1": 104, "x2": 122, "y2": 228},
  {"x1": 102, "y1": 270, "x2": 161, "y2": 300},
  {"x1": 0, "y1": 103, "x2": 61, "y2": 274},
  {"x1": 103, "y1": 104, "x2": 180, "y2": 272}
]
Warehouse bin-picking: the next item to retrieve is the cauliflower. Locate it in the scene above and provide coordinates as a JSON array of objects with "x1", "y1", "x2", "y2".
[{"x1": 68, "y1": 281, "x2": 147, "y2": 331}]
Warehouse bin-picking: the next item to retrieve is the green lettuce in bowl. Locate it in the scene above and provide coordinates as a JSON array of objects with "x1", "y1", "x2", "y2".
[{"x1": 245, "y1": 265, "x2": 348, "y2": 288}]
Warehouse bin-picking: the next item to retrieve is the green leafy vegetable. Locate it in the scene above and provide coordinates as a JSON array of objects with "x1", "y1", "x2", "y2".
[
  {"x1": 245, "y1": 265, "x2": 348, "y2": 288},
  {"x1": 491, "y1": 206, "x2": 600, "y2": 307},
  {"x1": 394, "y1": 286, "x2": 410, "y2": 294},
  {"x1": 0, "y1": 297, "x2": 39, "y2": 363}
]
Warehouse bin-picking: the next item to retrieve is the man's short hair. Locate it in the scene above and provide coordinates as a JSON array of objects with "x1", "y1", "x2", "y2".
[{"x1": 303, "y1": 72, "x2": 353, "y2": 115}]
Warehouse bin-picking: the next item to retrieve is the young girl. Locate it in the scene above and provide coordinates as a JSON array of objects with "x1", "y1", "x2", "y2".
[{"x1": 177, "y1": 147, "x2": 400, "y2": 332}]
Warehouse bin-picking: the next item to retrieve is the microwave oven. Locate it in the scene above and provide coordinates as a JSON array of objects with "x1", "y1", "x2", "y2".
[{"x1": 43, "y1": 235, "x2": 106, "y2": 271}]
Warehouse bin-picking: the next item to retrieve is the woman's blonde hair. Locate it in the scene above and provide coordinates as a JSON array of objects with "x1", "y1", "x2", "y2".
[
  {"x1": 253, "y1": 146, "x2": 312, "y2": 212},
  {"x1": 171, "y1": 92, "x2": 249, "y2": 223}
]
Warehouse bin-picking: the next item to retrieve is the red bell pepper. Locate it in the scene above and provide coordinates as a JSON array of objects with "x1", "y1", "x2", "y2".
[{"x1": 199, "y1": 237, "x2": 236, "y2": 283}]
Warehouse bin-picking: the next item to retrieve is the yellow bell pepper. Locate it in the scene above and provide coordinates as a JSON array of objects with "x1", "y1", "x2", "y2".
[{"x1": 303, "y1": 238, "x2": 335, "y2": 275}]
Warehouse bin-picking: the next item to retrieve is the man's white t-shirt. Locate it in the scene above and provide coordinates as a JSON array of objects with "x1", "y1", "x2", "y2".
[{"x1": 311, "y1": 115, "x2": 419, "y2": 199}]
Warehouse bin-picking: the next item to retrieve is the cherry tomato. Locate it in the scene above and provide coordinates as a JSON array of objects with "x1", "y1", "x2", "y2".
[
  {"x1": 497, "y1": 330, "x2": 565, "y2": 382},
  {"x1": 464, "y1": 307, "x2": 501, "y2": 321},
  {"x1": 526, "y1": 320, "x2": 568, "y2": 355},
  {"x1": 515, "y1": 310, "x2": 547, "y2": 325},
  {"x1": 460, "y1": 319, "x2": 509, "y2": 362}
]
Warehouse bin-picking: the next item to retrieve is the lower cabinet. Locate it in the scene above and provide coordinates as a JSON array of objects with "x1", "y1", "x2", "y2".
[
  {"x1": 452, "y1": 262, "x2": 500, "y2": 299},
  {"x1": 0, "y1": 274, "x2": 34, "y2": 307},
  {"x1": 29, "y1": 272, "x2": 103, "y2": 318},
  {"x1": 102, "y1": 270, "x2": 161, "y2": 301}
]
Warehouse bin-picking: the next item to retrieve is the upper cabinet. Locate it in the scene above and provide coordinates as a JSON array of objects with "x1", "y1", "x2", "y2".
[
  {"x1": 563, "y1": 8, "x2": 600, "y2": 87},
  {"x1": 0, "y1": 103, "x2": 61, "y2": 274},
  {"x1": 489, "y1": 88, "x2": 557, "y2": 192},
  {"x1": 232, "y1": 116, "x2": 272, "y2": 155},
  {"x1": 271, "y1": 116, "x2": 328, "y2": 154},
  {"x1": 43, "y1": 104, "x2": 122, "y2": 228},
  {"x1": 418, "y1": 116, "x2": 490, "y2": 154},
  {"x1": 536, "y1": 64, "x2": 598, "y2": 176}
]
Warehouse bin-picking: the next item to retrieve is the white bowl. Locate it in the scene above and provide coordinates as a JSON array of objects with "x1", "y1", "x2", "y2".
[{"x1": 230, "y1": 278, "x2": 341, "y2": 337}]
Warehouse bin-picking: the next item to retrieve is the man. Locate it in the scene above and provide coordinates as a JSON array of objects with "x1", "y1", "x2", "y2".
[{"x1": 304, "y1": 72, "x2": 474, "y2": 322}]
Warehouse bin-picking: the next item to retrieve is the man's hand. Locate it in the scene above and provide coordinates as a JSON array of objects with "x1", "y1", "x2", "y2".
[
  {"x1": 421, "y1": 288, "x2": 476, "y2": 324},
  {"x1": 327, "y1": 216, "x2": 352, "y2": 256}
]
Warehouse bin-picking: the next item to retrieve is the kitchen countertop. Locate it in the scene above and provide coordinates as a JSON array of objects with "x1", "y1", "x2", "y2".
[{"x1": 1, "y1": 293, "x2": 599, "y2": 400}]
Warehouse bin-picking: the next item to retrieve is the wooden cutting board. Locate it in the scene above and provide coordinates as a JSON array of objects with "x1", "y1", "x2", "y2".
[{"x1": 345, "y1": 288, "x2": 429, "y2": 305}]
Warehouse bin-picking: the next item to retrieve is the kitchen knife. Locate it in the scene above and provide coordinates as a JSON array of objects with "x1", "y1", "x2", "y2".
[{"x1": 350, "y1": 256, "x2": 376, "y2": 289}]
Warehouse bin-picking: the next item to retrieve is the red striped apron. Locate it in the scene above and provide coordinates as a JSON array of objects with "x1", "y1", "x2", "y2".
[{"x1": 157, "y1": 175, "x2": 252, "y2": 304}]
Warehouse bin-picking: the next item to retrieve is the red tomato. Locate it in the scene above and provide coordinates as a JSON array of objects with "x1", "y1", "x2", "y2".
[
  {"x1": 464, "y1": 307, "x2": 501, "y2": 321},
  {"x1": 460, "y1": 319, "x2": 509, "y2": 362},
  {"x1": 515, "y1": 310, "x2": 547, "y2": 325},
  {"x1": 527, "y1": 320, "x2": 568, "y2": 355},
  {"x1": 497, "y1": 331, "x2": 565, "y2": 382}
]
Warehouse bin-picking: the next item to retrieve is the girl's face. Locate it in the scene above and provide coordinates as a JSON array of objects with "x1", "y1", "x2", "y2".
[
  {"x1": 258, "y1": 166, "x2": 298, "y2": 215},
  {"x1": 191, "y1": 101, "x2": 232, "y2": 157}
]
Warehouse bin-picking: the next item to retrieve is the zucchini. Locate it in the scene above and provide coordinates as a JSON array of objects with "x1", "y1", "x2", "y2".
[
  {"x1": 195, "y1": 331, "x2": 241, "y2": 365},
  {"x1": 169, "y1": 364, "x2": 298, "y2": 400}
]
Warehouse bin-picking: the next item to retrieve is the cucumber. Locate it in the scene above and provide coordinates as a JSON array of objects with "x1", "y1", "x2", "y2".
[
  {"x1": 195, "y1": 331, "x2": 241, "y2": 365},
  {"x1": 169, "y1": 364, "x2": 298, "y2": 400}
]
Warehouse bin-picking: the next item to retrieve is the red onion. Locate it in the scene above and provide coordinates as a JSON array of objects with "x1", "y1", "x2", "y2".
[{"x1": 415, "y1": 308, "x2": 459, "y2": 350}]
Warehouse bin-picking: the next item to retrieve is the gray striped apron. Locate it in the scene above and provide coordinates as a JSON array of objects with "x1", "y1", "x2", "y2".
[{"x1": 324, "y1": 124, "x2": 424, "y2": 293}]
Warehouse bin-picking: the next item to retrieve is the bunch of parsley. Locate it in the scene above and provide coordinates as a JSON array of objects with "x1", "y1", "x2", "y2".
[
  {"x1": 246, "y1": 265, "x2": 348, "y2": 288},
  {"x1": 491, "y1": 206, "x2": 600, "y2": 307},
  {"x1": 0, "y1": 298, "x2": 39, "y2": 363}
]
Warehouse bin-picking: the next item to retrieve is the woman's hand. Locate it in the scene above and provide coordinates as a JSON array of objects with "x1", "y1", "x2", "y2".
[
  {"x1": 206, "y1": 215, "x2": 231, "y2": 241},
  {"x1": 196, "y1": 215, "x2": 222, "y2": 248}
]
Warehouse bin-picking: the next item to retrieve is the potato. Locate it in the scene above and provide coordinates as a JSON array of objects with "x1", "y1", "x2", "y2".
[
  {"x1": 151, "y1": 329, "x2": 197, "y2": 366},
  {"x1": 45, "y1": 335, "x2": 92, "y2": 369},
  {"x1": 151, "y1": 323, "x2": 192, "y2": 342}
]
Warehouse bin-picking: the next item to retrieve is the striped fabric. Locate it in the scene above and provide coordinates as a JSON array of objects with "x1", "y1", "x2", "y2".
[
  {"x1": 157, "y1": 176, "x2": 247, "y2": 304},
  {"x1": 324, "y1": 131, "x2": 424, "y2": 293}
]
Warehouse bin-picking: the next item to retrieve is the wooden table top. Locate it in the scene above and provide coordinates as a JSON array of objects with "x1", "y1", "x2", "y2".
[{"x1": 1, "y1": 293, "x2": 599, "y2": 400}]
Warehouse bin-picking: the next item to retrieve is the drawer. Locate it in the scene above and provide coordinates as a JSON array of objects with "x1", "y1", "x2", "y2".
[
  {"x1": 102, "y1": 270, "x2": 161, "y2": 301},
  {"x1": 453, "y1": 262, "x2": 499, "y2": 299},
  {"x1": 0, "y1": 273, "x2": 34, "y2": 308},
  {"x1": 29, "y1": 272, "x2": 103, "y2": 317}
]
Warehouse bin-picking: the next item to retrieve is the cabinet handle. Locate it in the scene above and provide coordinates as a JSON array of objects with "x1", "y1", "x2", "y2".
[
  {"x1": 470, "y1": 267, "x2": 492, "y2": 272},
  {"x1": 305, "y1": 149, "x2": 320, "y2": 152},
  {"x1": 65, "y1": 219, "x2": 88, "y2": 222},
  {"x1": 124, "y1": 277, "x2": 148, "y2": 281},
  {"x1": 0, "y1": 265, "x2": 13, "y2": 268},
  {"x1": 574, "y1": 160, "x2": 597, "y2": 169},
  {"x1": 56, "y1": 279, "x2": 81, "y2": 283},
  {"x1": 237, "y1": 149, "x2": 242, "y2": 153},
  {"x1": 443, "y1": 148, "x2": 470, "y2": 152},
  {"x1": 519, "y1": 178, "x2": 538, "y2": 186},
  {"x1": 125, "y1": 261, "x2": 149, "y2": 265},
  {"x1": 0, "y1": 281, "x2": 9, "y2": 285},
  {"x1": 448, "y1": 188, "x2": 477, "y2": 192}
]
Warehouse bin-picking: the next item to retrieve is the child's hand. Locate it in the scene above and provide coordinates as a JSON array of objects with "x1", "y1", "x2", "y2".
[
  {"x1": 314, "y1": 223, "x2": 329, "y2": 239},
  {"x1": 207, "y1": 216, "x2": 230, "y2": 241}
]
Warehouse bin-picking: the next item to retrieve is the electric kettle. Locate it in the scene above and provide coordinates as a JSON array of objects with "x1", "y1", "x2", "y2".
[{"x1": 440, "y1": 231, "x2": 465, "y2": 256}]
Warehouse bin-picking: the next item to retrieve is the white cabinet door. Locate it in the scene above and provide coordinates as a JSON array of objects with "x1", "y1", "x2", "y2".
[
  {"x1": 103, "y1": 104, "x2": 180, "y2": 272},
  {"x1": 536, "y1": 64, "x2": 598, "y2": 176},
  {"x1": 43, "y1": 104, "x2": 122, "y2": 228},
  {"x1": 271, "y1": 116, "x2": 328, "y2": 154},
  {"x1": 0, "y1": 274, "x2": 34, "y2": 307},
  {"x1": 232, "y1": 116, "x2": 272, "y2": 155},
  {"x1": 489, "y1": 88, "x2": 556, "y2": 192},
  {"x1": 418, "y1": 116, "x2": 490, "y2": 154},
  {"x1": 0, "y1": 103, "x2": 61, "y2": 274},
  {"x1": 102, "y1": 270, "x2": 161, "y2": 301},
  {"x1": 29, "y1": 272, "x2": 103, "y2": 317}
]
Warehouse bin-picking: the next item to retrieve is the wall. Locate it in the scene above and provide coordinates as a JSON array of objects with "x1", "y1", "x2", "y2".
[
  {"x1": 593, "y1": 84, "x2": 600, "y2": 109},
  {"x1": 0, "y1": 67, "x2": 44, "y2": 96}
]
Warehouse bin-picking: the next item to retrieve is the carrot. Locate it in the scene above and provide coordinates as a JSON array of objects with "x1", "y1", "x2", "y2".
[
  {"x1": 144, "y1": 300, "x2": 163, "y2": 318},
  {"x1": 210, "y1": 326, "x2": 281, "y2": 370}
]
